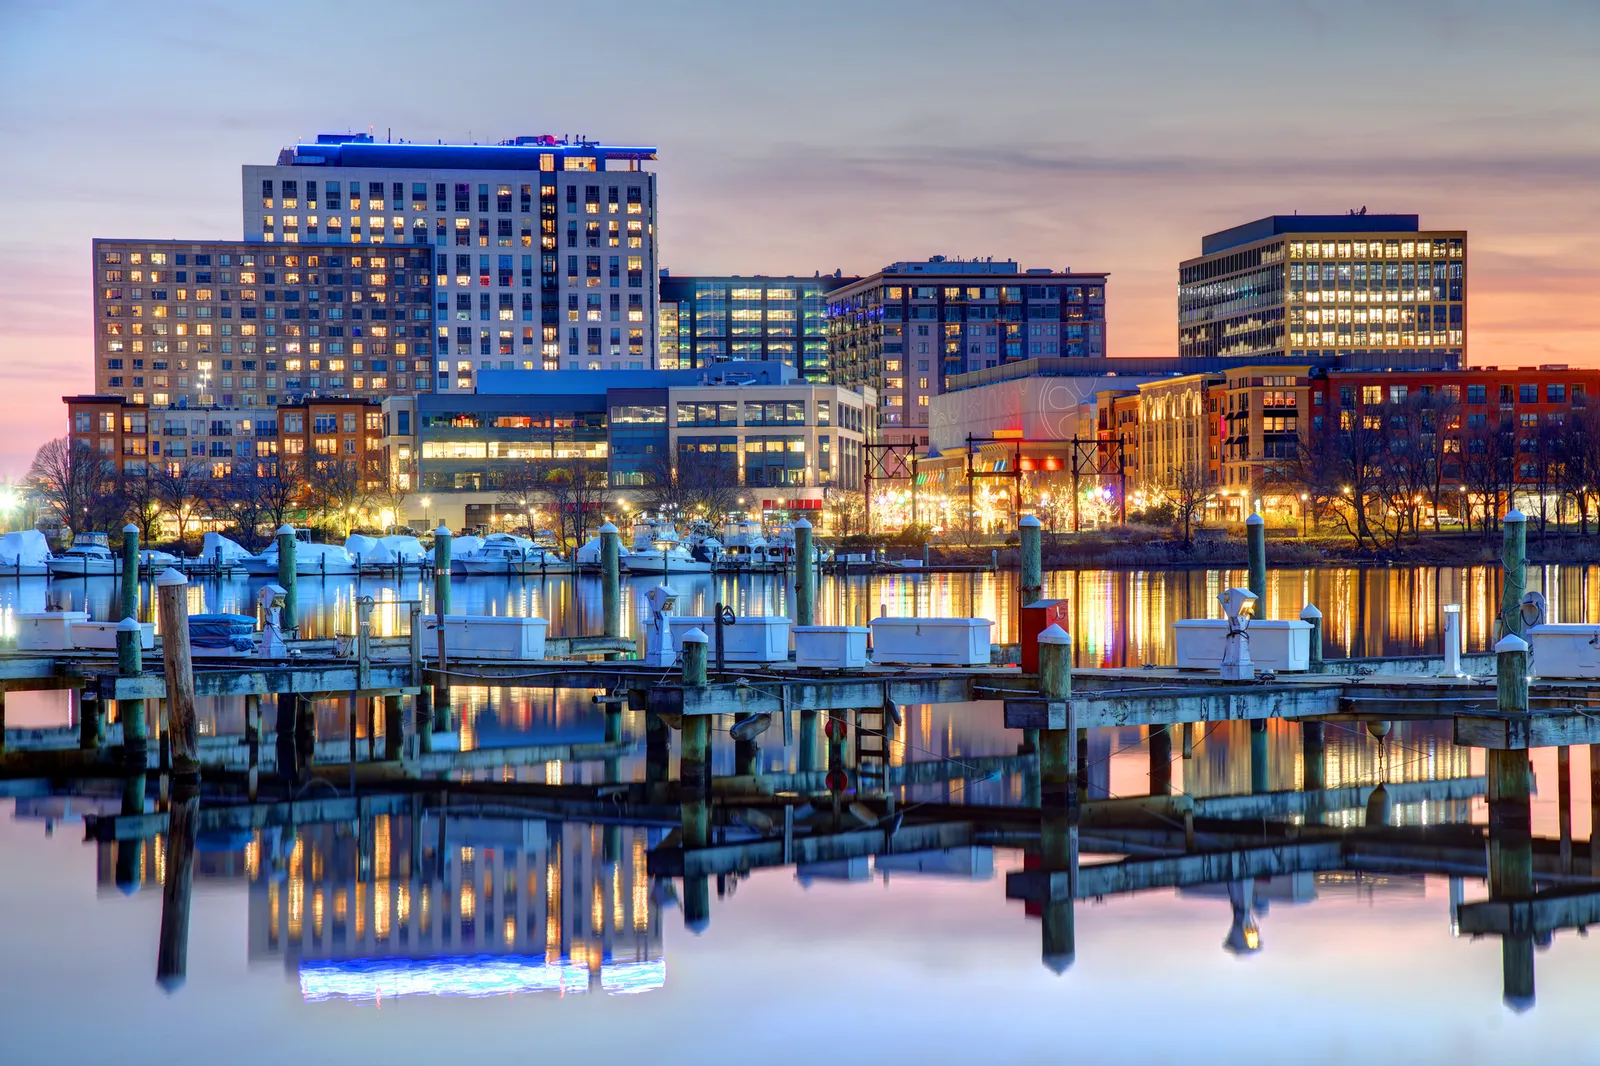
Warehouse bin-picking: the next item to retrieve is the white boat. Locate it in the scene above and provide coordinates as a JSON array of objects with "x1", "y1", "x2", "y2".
[
  {"x1": 622, "y1": 527, "x2": 710, "y2": 575},
  {"x1": 244, "y1": 541, "x2": 359, "y2": 576},
  {"x1": 201, "y1": 531, "x2": 254, "y2": 569},
  {"x1": 458, "y1": 533, "x2": 565, "y2": 576},
  {"x1": 0, "y1": 530, "x2": 53, "y2": 576},
  {"x1": 575, "y1": 536, "x2": 602, "y2": 568},
  {"x1": 47, "y1": 535, "x2": 120, "y2": 577},
  {"x1": 716, "y1": 519, "x2": 769, "y2": 569}
]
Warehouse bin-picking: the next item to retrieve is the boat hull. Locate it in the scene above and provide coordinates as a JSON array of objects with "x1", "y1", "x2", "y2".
[{"x1": 46, "y1": 560, "x2": 121, "y2": 577}]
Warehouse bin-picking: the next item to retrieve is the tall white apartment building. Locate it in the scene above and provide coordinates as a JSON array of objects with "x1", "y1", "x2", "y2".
[{"x1": 243, "y1": 133, "x2": 659, "y2": 391}]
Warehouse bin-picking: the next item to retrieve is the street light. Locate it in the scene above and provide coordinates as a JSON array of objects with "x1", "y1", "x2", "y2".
[
  {"x1": 1299, "y1": 492, "x2": 1309, "y2": 537},
  {"x1": 421, "y1": 496, "x2": 432, "y2": 530}
]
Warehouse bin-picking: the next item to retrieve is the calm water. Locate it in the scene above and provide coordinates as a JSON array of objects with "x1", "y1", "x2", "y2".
[{"x1": 3, "y1": 566, "x2": 1600, "y2": 1063}]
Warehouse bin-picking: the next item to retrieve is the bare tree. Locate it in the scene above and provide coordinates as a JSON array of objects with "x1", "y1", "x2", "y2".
[
  {"x1": 121, "y1": 470, "x2": 164, "y2": 544},
  {"x1": 28, "y1": 437, "x2": 121, "y2": 543},
  {"x1": 493, "y1": 458, "x2": 546, "y2": 535},
  {"x1": 1461, "y1": 415, "x2": 1515, "y2": 540},
  {"x1": 371, "y1": 453, "x2": 414, "y2": 533},
  {"x1": 538, "y1": 463, "x2": 608, "y2": 553},
  {"x1": 1164, "y1": 464, "x2": 1214, "y2": 550},
  {"x1": 154, "y1": 460, "x2": 215, "y2": 552},
  {"x1": 823, "y1": 485, "x2": 864, "y2": 536},
  {"x1": 306, "y1": 459, "x2": 370, "y2": 536}
]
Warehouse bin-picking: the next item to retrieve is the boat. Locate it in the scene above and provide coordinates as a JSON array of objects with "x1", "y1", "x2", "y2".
[
  {"x1": 201, "y1": 531, "x2": 254, "y2": 571},
  {"x1": 46, "y1": 534, "x2": 120, "y2": 577},
  {"x1": 0, "y1": 530, "x2": 53, "y2": 577},
  {"x1": 621, "y1": 526, "x2": 710, "y2": 575},
  {"x1": 458, "y1": 533, "x2": 565, "y2": 576},
  {"x1": 425, "y1": 535, "x2": 484, "y2": 574},
  {"x1": 716, "y1": 518, "x2": 769, "y2": 570},
  {"x1": 243, "y1": 541, "x2": 359, "y2": 576}
]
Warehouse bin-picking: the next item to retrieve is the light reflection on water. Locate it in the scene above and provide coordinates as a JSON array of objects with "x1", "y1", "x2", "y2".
[{"x1": 8, "y1": 560, "x2": 1596, "y2": 661}]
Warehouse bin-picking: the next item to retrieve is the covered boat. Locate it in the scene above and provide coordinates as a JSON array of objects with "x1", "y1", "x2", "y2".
[
  {"x1": 457, "y1": 533, "x2": 564, "y2": 576},
  {"x1": 202, "y1": 531, "x2": 254, "y2": 567},
  {"x1": 0, "y1": 530, "x2": 53, "y2": 576},
  {"x1": 244, "y1": 541, "x2": 359, "y2": 576}
]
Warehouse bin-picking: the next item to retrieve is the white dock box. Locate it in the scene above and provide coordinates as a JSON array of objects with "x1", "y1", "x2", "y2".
[
  {"x1": 1172, "y1": 618, "x2": 1312, "y2": 672},
  {"x1": 70, "y1": 620, "x2": 155, "y2": 651},
  {"x1": 793, "y1": 625, "x2": 869, "y2": 669},
  {"x1": 869, "y1": 617, "x2": 992, "y2": 666},
  {"x1": 15, "y1": 611, "x2": 90, "y2": 652},
  {"x1": 671, "y1": 615, "x2": 792, "y2": 664},
  {"x1": 1527, "y1": 623, "x2": 1600, "y2": 679},
  {"x1": 420, "y1": 615, "x2": 549, "y2": 661}
]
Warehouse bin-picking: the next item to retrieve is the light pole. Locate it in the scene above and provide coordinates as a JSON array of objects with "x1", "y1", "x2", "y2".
[{"x1": 421, "y1": 496, "x2": 432, "y2": 530}]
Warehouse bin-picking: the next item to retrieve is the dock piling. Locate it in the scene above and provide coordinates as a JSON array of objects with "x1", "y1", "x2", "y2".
[
  {"x1": 1019, "y1": 513, "x2": 1043, "y2": 609},
  {"x1": 1496, "y1": 633, "x2": 1529, "y2": 717},
  {"x1": 384, "y1": 693, "x2": 404, "y2": 761},
  {"x1": 1148, "y1": 724, "x2": 1171, "y2": 795},
  {"x1": 155, "y1": 783, "x2": 197, "y2": 992},
  {"x1": 1299, "y1": 604, "x2": 1323, "y2": 667},
  {"x1": 155, "y1": 570, "x2": 200, "y2": 783},
  {"x1": 794, "y1": 518, "x2": 815, "y2": 627},
  {"x1": 1246, "y1": 512, "x2": 1266, "y2": 614},
  {"x1": 433, "y1": 525, "x2": 452, "y2": 710},
  {"x1": 1442, "y1": 603, "x2": 1463, "y2": 676},
  {"x1": 1036, "y1": 624, "x2": 1075, "y2": 806},
  {"x1": 120, "y1": 526, "x2": 148, "y2": 765},
  {"x1": 275, "y1": 524, "x2": 297, "y2": 634},
  {"x1": 599, "y1": 521, "x2": 621, "y2": 660},
  {"x1": 1501, "y1": 509, "x2": 1527, "y2": 639}
]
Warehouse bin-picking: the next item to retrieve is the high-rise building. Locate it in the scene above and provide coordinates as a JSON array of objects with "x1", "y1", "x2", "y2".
[
  {"x1": 1178, "y1": 214, "x2": 1466, "y2": 365},
  {"x1": 827, "y1": 257, "x2": 1109, "y2": 445},
  {"x1": 242, "y1": 134, "x2": 660, "y2": 390},
  {"x1": 92, "y1": 238, "x2": 434, "y2": 407},
  {"x1": 657, "y1": 272, "x2": 858, "y2": 381}
]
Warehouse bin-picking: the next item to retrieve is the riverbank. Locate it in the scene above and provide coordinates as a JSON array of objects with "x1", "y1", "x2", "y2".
[{"x1": 902, "y1": 527, "x2": 1600, "y2": 570}]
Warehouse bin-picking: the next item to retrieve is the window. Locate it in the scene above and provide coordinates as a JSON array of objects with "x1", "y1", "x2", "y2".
[
  {"x1": 1548, "y1": 384, "x2": 1567, "y2": 403},
  {"x1": 1467, "y1": 384, "x2": 1486, "y2": 405},
  {"x1": 1519, "y1": 384, "x2": 1537, "y2": 404}
]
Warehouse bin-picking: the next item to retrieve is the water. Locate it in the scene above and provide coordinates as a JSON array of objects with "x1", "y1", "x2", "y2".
[{"x1": 4, "y1": 564, "x2": 1600, "y2": 1062}]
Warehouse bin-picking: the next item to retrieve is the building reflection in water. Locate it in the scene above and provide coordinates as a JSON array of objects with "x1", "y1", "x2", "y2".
[{"x1": 93, "y1": 807, "x2": 665, "y2": 1001}]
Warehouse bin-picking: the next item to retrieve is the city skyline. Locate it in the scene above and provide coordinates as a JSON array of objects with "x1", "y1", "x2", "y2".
[{"x1": 2, "y1": 0, "x2": 1597, "y2": 475}]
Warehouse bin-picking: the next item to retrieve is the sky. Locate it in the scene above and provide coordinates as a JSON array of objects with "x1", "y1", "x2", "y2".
[{"x1": 0, "y1": 0, "x2": 1596, "y2": 476}]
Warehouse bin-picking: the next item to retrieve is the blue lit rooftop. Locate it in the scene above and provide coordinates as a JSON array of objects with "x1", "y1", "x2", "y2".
[{"x1": 274, "y1": 133, "x2": 657, "y2": 171}]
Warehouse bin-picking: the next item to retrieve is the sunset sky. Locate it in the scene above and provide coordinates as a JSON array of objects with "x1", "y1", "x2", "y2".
[{"x1": 0, "y1": 0, "x2": 1595, "y2": 476}]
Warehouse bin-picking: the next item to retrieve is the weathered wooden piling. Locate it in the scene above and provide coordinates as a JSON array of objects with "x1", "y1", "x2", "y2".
[
  {"x1": 798, "y1": 709, "x2": 820, "y2": 772},
  {"x1": 1148, "y1": 724, "x2": 1172, "y2": 795},
  {"x1": 1250, "y1": 719, "x2": 1268, "y2": 795},
  {"x1": 155, "y1": 570, "x2": 200, "y2": 782},
  {"x1": 1497, "y1": 632, "x2": 1529, "y2": 717},
  {"x1": 1246, "y1": 512, "x2": 1267, "y2": 614},
  {"x1": 1019, "y1": 513, "x2": 1043, "y2": 609},
  {"x1": 679, "y1": 628, "x2": 710, "y2": 799},
  {"x1": 433, "y1": 525, "x2": 452, "y2": 710},
  {"x1": 275, "y1": 524, "x2": 297, "y2": 633},
  {"x1": 794, "y1": 517, "x2": 815, "y2": 627},
  {"x1": 599, "y1": 521, "x2": 621, "y2": 660},
  {"x1": 1500, "y1": 509, "x2": 1527, "y2": 638},
  {"x1": 1299, "y1": 604, "x2": 1323, "y2": 667},
  {"x1": 118, "y1": 617, "x2": 147, "y2": 764},
  {"x1": 155, "y1": 784, "x2": 198, "y2": 992},
  {"x1": 1037, "y1": 624, "x2": 1076, "y2": 806},
  {"x1": 414, "y1": 687, "x2": 433, "y2": 755},
  {"x1": 1039, "y1": 807, "x2": 1077, "y2": 973},
  {"x1": 120, "y1": 523, "x2": 140, "y2": 617},
  {"x1": 1301, "y1": 721, "x2": 1326, "y2": 792},
  {"x1": 384, "y1": 694, "x2": 404, "y2": 760}
]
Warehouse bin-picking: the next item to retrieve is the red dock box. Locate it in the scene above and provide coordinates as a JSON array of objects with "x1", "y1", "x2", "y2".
[{"x1": 1020, "y1": 599, "x2": 1071, "y2": 674}]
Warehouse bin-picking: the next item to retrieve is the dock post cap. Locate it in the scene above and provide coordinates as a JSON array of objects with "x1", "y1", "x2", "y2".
[
  {"x1": 680, "y1": 627, "x2": 708, "y2": 645},
  {"x1": 1036, "y1": 623, "x2": 1071, "y2": 646},
  {"x1": 1298, "y1": 604, "x2": 1322, "y2": 620},
  {"x1": 122, "y1": 523, "x2": 139, "y2": 534},
  {"x1": 598, "y1": 521, "x2": 619, "y2": 534},
  {"x1": 116, "y1": 617, "x2": 142, "y2": 632},
  {"x1": 1018, "y1": 514, "x2": 1042, "y2": 528},
  {"x1": 793, "y1": 517, "x2": 811, "y2": 529},
  {"x1": 434, "y1": 524, "x2": 451, "y2": 536},
  {"x1": 155, "y1": 568, "x2": 188, "y2": 587},
  {"x1": 1041, "y1": 952, "x2": 1075, "y2": 975},
  {"x1": 277, "y1": 524, "x2": 295, "y2": 536},
  {"x1": 1504, "y1": 508, "x2": 1527, "y2": 523},
  {"x1": 1245, "y1": 512, "x2": 1264, "y2": 526},
  {"x1": 1494, "y1": 633, "x2": 1529, "y2": 654}
]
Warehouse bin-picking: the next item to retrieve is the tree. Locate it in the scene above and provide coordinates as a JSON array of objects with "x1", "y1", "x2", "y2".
[
  {"x1": 1164, "y1": 464, "x2": 1214, "y2": 550},
  {"x1": 371, "y1": 453, "x2": 414, "y2": 533},
  {"x1": 538, "y1": 463, "x2": 608, "y2": 553},
  {"x1": 823, "y1": 485, "x2": 865, "y2": 536},
  {"x1": 121, "y1": 469, "x2": 164, "y2": 544},
  {"x1": 154, "y1": 460, "x2": 215, "y2": 552},
  {"x1": 305, "y1": 459, "x2": 369, "y2": 536},
  {"x1": 1461, "y1": 416, "x2": 1515, "y2": 540},
  {"x1": 28, "y1": 437, "x2": 120, "y2": 543},
  {"x1": 257, "y1": 455, "x2": 306, "y2": 536}
]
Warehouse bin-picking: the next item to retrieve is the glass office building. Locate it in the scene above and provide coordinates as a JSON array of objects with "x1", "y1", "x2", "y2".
[
  {"x1": 658, "y1": 273, "x2": 857, "y2": 382},
  {"x1": 1178, "y1": 214, "x2": 1466, "y2": 365}
]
